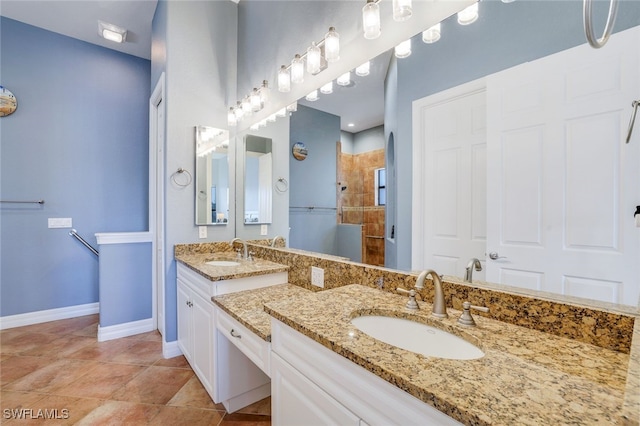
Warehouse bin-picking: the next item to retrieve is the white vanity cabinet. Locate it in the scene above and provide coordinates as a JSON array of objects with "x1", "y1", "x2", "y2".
[
  {"x1": 176, "y1": 262, "x2": 286, "y2": 410},
  {"x1": 270, "y1": 319, "x2": 463, "y2": 426}
]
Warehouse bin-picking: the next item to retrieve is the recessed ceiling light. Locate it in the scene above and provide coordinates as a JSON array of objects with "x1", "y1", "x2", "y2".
[
  {"x1": 348, "y1": 123, "x2": 355, "y2": 127},
  {"x1": 98, "y1": 21, "x2": 128, "y2": 44}
]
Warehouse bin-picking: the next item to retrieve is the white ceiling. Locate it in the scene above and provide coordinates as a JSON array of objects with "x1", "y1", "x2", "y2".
[{"x1": 0, "y1": 0, "x2": 387, "y2": 133}]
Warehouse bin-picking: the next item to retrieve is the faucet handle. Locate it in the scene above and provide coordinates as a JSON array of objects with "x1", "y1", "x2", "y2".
[
  {"x1": 248, "y1": 251, "x2": 255, "y2": 262},
  {"x1": 457, "y1": 301, "x2": 489, "y2": 326},
  {"x1": 396, "y1": 288, "x2": 419, "y2": 310}
]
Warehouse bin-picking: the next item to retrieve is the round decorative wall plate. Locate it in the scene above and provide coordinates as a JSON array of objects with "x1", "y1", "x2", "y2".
[
  {"x1": 292, "y1": 142, "x2": 308, "y2": 161},
  {"x1": 0, "y1": 86, "x2": 17, "y2": 117}
]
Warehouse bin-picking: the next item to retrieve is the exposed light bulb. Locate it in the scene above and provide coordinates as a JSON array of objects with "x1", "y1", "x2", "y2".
[
  {"x1": 307, "y1": 42, "x2": 321, "y2": 74},
  {"x1": 337, "y1": 71, "x2": 351, "y2": 86},
  {"x1": 324, "y1": 27, "x2": 340, "y2": 63},
  {"x1": 457, "y1": 2, "x2": 479, "y2": 25},
  {"x1": 305, "y1": 90, "x2": 319, "y2": 101},
  {"x1": 278, "y1": 65, "x2": 291, "y2": 93},
  {"x1": 320, "y1": 81, "x2": 333, "y2": 94},
  {"x1": 395, "y1": 39, "x2": 412, "y2": 58},
  {"x1": 393, "y1": 0, "x2": 412, "y2": 22},
  {"x1": 422, "y1": 23, "x2": 441, "y2": 44},
  {"x1": 362, "y1": 0, "x2": 381, "y2": 40},
  {"x1": 355, "y1": 61, "x2": 370, "y2": 76},
  {"x1": 291, "y1": 54, "x2": 304, "y2": 84}
]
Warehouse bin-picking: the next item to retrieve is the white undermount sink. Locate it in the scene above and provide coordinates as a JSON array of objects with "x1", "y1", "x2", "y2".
[
  {"x1": 350, "y1": 315, "x2": 484, "y2": 360},
  {"x1": 206, "y1": 260, "x2": 241, "y2": 267}
]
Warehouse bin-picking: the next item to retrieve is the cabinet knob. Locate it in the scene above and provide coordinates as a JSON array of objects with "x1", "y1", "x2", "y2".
[{"x1": 230, "y1": 329, "x2": 242, "y2": 339}]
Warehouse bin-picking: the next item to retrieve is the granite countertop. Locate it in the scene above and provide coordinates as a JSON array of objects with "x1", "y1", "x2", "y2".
[
  {"x1": 175, "y1": 252, "x2": 289, "y2": 281},
  {"x1": 211, "y1": 284, "x2": 312, "y2": 341},
  {"x1": 263, "y1": 284, "x2": 639, "y2": 426}
]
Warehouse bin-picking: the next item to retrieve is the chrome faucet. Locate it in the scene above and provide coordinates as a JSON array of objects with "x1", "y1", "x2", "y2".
[
  {"x1": 416, "y1": 269, "x2": 448, "y2": 318},
  {"x1": 464, "y1": 258, "x2": 482, "y2": 283},
  {"x1": 271, "y1": 235, "x2": 285, "y2": 247},
  {"x1": 230, "y1": 238, "x2": 248, "y2": 259}
]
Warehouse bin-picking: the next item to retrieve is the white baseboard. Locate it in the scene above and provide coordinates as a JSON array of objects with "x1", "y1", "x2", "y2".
[
  {"x1": 163, "y1": 339, "x2": 183, "y2": 359},
  {"x1": 97, "y1": 317, "x2": 155, "y2": 342},
  {"x1": 0, "y1": 303, "x2": 100, "y2": 330}
]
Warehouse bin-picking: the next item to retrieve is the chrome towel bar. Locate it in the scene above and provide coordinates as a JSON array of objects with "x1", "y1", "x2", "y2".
[{"x1": 0, "y1": 199, "x2": 45, "y2": 204}]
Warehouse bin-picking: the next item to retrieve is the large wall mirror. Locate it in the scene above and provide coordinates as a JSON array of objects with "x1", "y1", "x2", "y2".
[
  {"x1": 244, "y1": 134, "x2": 273, "y2": 224},
  {"x1": 195, "y1": 126, "x2": 230, "y2": 225},
  {"x1": 281, "y1": 1, "x2": 640, "y2": 307}
]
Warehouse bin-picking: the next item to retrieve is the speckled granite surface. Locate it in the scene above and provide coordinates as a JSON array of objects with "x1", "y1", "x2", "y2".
[
  {"x1": 212, "y1": 284, "x2": 311, "y2": 341},
  {"x1": 174, "y1": 251, "x2": 288, "y2": 281},
  {"x1": 264, "y1": 284, "x2": 639, "y2": 426}
]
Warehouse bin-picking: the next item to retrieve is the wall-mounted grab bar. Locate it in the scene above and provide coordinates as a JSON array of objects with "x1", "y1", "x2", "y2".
[
  {"x1": 69, "y1": 229, "x2": 99, "y2": 257},
  {"x1": 0, "y1": 199, "x2": 45, "y2": 204},
  {"x1": 626, "y1": 100, "x2": 639, "y2": 144}
]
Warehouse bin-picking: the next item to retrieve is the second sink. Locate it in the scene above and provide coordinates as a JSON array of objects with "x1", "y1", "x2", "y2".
[{"x1": 351, "y1": 315, "x2": 484, "y2": 360}]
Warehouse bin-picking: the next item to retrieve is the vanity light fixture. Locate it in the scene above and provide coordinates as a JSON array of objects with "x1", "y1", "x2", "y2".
[
  {"x1": 337, "y1": 71, "x2": 351, "y2": 86},
  {"x1": 227, "y1": 108, "x2": 237, "y2": 127},
  {"x1": 250, "y1": 88, "x2": 262, "y2": 111},
  {"x1": 320, "y1": 81, "x2": 333, "y2": 94},
  {"x1": 395, "y1": 39, "x2": 412, "y2": 58},
  {"x1": 278, "y1": 65, "x2": 291, "y2": 92},
  {"x1": 260, "y1": 80, "x2": 270, "y2": 104},
  {"x1": 392, "y1": 0, "x2": 412, "y2": 22},
  {"x1": 324, "y1": 27, "x2": 340, "y2": 62},
  {"x1": 362, "y1": 0, "x2": 381, "y2": 40},
  {"x1": 287, "y1": 102, "x2": 298, "y2": 112},
  {"x1": 242, "y1": 96, "x2": 252, "y2": 116},
  {"x1": 291, "y1": 54, "x2": 304, "y2": 84},
  {"x1": 307, "y1": 42, "x2": 322, "y2": 74},
  {"x1": 457, "y1": 2, "x2": 479, "y2": 25},
  {"x1": 422, "y1": 23, "x2": 441, "y2": 43},
  {"x1": 234, "y1": 101, "x2": 244, "y2": 120},
  {"x1": 355, "y1": 61, "x2": 370, "y2": 76},
  {"x1": 305, "y1": 89, "x2": 319, "y2": 101},
  {"x1": 98, "y1": 21, "x2": 127, "y2": 43}
]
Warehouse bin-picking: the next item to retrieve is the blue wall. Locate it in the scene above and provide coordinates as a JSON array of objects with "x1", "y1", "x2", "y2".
[
  {"x1": 391, "y1": 0, "x2": 640, "y2": 271},
  {"x1": 289, "y1": 105, "x2": 340, "y2": 254},
  {"x1": 0, "y1": 18, "x2": 151, "y2": 317}
]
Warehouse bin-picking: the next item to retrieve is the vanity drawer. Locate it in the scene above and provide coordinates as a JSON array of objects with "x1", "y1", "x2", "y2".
[{"x1": 215, "y1": 307, "x2": 271, "y2": 377}]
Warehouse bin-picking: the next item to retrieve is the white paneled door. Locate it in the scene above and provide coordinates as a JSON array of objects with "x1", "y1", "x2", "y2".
[
  {"x1": 485, "y1": 28, "x2": 640, "y2": 305},
  {"x1": 412, "y1": 80, "x2": 487, "y2": 279}
]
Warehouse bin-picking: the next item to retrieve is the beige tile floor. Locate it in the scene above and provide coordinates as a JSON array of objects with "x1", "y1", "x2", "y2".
[{"x1": 0, "y1": 314, "x2": 270, "y2": 425}]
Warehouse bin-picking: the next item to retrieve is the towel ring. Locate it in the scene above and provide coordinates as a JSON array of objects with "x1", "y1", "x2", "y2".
[
  {"x1": 583, "y1": 0, "x2": 618, "y2": 49},
  {"x1": 275, "y1": 177, "x2": 289, "y2": 193},
  {"x1": 171, "y1": 168, "x2": 192, "y2": 187}
]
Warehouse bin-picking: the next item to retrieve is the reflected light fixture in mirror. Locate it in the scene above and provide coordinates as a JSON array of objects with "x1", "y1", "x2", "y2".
[
  {"x1": 356, "y1": 61, "x2": 370, "y2": 76},
  {"x1": 458, "y1": 2, "x2": 479, "y2": 25},
  {"x1": 393, "y1": 0, "x2": 412, "y2": 22},
  {"x1": 287, "y1": 101, "x2": 297, "y2": 112},
  {"x1": 363, "y1": 0, "x2": 381, "y2": 39},
  {"x1": 260, "y1": 80, "x2": 270, "y2": 103},
  {"x1": 337, "y1": 71, "x2": 351, "y2": 86},
  {"x1": 320, "y1": 81, "x2": 333, "y2": 94},
  {"x1": 307, "y1": 42, "x2": 322, "y2": 74},
  {"x1": 395, "y1": 39, "x2": 412, "y2": 58},
  {"x1": 251, "y1": 88, "x2": 261, "y2": 111},
  {"x1": 422, "y1": 23, "x2": 441, "y2": 43},
  {"x1": 306, "y1": 89, "x2": 319, "y2": 101}
]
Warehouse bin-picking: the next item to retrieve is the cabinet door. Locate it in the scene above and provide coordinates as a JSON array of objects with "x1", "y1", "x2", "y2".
[
  {"x1": 176, "y1": 279, "x2": 192, "y2": 360},
  {"x1": 271, "y1": 353, "x2": 359, "y2": 426},
  {"x1": 191, "y1": 290, "x2": 215, "y2": 393}
]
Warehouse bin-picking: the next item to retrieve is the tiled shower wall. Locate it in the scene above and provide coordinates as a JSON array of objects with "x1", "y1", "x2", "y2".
[{"x1": 337, "y1": 144, "x2": 385, "y2": 266}]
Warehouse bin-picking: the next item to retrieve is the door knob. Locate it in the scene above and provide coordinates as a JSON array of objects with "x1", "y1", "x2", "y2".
[{"x1": 488, "y1": 252, "x2": 506, "y2": 260}]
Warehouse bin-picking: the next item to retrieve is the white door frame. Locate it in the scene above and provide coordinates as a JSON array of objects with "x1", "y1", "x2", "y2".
[{"x1": 149, "y1": 73, "x2": 166, "y2": 336}]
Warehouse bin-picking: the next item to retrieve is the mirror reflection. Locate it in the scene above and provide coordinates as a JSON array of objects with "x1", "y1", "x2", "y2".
[
  {"x1": 284, "y1": 1, "x2": 640, "y2": 307},
  {"x1": 244, "y1": 134, "x2": 273, "y2": 224},
  {"x1": 195, "y1": 126, "x2": 230, "y2": 226}
]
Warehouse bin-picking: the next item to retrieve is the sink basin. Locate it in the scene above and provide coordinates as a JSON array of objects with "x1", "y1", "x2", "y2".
[
  {"x1": 206, "y1": 260, "x2": 241, "y2": 267},
  {"x1": 350, "y1": 315, "x2": 484, "y2": 360}
]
